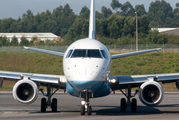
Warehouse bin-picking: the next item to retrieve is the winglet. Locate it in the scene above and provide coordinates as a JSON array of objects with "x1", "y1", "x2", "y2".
[{"x1": 88, "y1": 0, "x2": 95, "y2": 39}]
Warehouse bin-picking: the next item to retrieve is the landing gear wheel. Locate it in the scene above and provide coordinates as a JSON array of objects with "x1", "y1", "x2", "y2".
[
  {"x1": 51, "y1": 98, "x2": 57, "y2": 112},
  {"x1": 41, "y1": 98, "x2": 47, "y2": 112},
  {"x1": 81, "y1": 106, "x2": 85, "y2": 115},
  {"x1": 87, "y1": 106, "x2": 92, "y2": 115},
  {"x1": 120, "y1": 98, "x2": 127, "y2": 112},
  {"x1": 131, "y1": 98, "x2": 137, "y2": 112}
]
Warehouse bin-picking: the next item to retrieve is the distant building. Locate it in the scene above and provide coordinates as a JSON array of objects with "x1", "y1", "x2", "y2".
[
  {"x1": 0, "y1": 33, "x2": 58, "y2": 43},
  {"x1": 151, "y1": 28, "x2": 179, "y2": 36}
]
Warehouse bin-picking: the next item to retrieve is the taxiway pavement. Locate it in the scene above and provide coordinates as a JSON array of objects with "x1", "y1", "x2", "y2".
[{"x1": 0, "y1": 92, "x2": 179, "y2": 120}]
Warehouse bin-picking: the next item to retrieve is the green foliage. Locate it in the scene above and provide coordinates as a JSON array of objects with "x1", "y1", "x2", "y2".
[
  {"x1": 11, "y1": 35, "x2": 18, "y2": 46},
  {"x1": 0, "y1": 0, "x2": 179, "y2": 45},
  {"x1": 111, "y1": 52, "x2": 179, "y2": 76},
  {"x1": 135, "y1": 60, "x2": 146, "y2": 66},
  {"x1": 101, "y1": 6, "x2": 112, "y2": 18},
  {"x1": 135, "y1": 4, "x2": 147, "y2": 16},
  {"x1": 20, "y1": 36, "x2": 29, "y2": 46},
  {"x1": 79, "y1": 6, "x2": 90, "y2": 19},
  {"x1": 0, "y1": 4, "x2": 76, "y2": 37},
  {"x1": 148, "y1": 0, "x2": 175, "y2": 27},
  {"x1": 0, "y1": 36, "x2": 10, "y2": 46}
]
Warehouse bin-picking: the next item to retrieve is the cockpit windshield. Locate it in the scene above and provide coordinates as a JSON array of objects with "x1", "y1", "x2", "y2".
[
  {"x1": 71, "y1": 49, "x2": 86, "y2": 58},
  {"x1": 88, "y1": 50, "x2": 102, "y2": 58},
  {"x1": 70, "y1": 49, "x2": 103, "y2": 58}
]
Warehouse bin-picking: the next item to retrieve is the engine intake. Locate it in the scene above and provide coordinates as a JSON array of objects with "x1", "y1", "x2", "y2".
[
  {"x1": 13, "y1": 80, "x2": 38, "y2": 104},
  {"x1": 139, "y1": 80, "x2": 164, "y2": 106}
]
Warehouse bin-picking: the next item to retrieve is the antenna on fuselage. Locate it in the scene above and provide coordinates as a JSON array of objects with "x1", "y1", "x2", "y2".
[{"x1": 88, "y1": 0, "x2": 95, "y2": 40}]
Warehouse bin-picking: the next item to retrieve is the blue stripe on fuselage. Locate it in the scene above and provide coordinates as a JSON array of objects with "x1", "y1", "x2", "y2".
[{"x1": 68, "y1": 80, "x2": 106, "y2": 92}]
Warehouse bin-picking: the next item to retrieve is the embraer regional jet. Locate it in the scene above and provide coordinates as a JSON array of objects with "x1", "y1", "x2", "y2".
[{"x1": 1, "y1": 0, "x2": 179, "y2": 115}]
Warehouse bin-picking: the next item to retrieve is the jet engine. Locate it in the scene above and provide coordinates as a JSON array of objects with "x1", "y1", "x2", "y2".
[
  {"x1": 13, "y1": 80, "x2": 38, "y2": 104},
  {"x1": 139, "y1": 80, "x2": 164, "y2": 106}
]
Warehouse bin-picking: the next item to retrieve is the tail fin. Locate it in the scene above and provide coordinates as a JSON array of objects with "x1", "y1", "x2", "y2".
[{"x1": 88, "y1": 0, "x2": 95, "y2": 39}]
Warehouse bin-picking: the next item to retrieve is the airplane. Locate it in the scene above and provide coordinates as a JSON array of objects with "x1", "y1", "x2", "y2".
[{"x1": 0, "y1": 0, "x2": 179, "y2": 116}]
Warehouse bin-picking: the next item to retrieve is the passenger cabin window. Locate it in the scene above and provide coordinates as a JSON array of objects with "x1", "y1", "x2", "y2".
[
  {"x1": 101, "y1": 50, "x2": 108, "y2": 59},
  {"x1": 66, "y1": 50, "x2": 73, "y2": 58},
  {"x1": 71, "y1": 49, "x2": 103, "y2": 58}
]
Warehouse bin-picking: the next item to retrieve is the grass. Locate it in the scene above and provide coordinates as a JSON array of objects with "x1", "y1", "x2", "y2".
[{"x1": 0, "y1": 52, "x2": 179, "y2": 91}]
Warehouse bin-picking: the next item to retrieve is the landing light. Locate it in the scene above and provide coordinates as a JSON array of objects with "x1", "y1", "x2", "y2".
[
  {"x1": 81, "y1": 101, "x2": 86, "y2": 105},
  {"x1": 109, "y1": 78, "x2": 117, "y2": 83},
  {"x1": 60, "y1": 78, "x2": 67, "y2": 83}
]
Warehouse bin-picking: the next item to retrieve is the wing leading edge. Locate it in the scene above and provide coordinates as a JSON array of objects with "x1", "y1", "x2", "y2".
[
  {"x1": 111, "y1": 48, "x2": 161, "y2": 59},
  {"x1": 110, "y1": 73, "x2": 179, "y2": 90},
  {"x1": 0, "y1": 71, "x2": 66, "y2": 89},
  {"x1": 24, "y1": 46, "x2": 64, "y2": 57}
]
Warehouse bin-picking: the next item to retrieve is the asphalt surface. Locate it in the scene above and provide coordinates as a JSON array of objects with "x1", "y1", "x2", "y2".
[{"x1": 0, "y1": 92, "x2": 179, "y2": 120}]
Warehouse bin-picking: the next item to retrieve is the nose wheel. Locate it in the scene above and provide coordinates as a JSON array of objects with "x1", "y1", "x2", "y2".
[{"x1": 81, "y1": 103, "x2": 92, "y2": 115}]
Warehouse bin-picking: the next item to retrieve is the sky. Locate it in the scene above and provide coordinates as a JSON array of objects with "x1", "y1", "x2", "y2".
[{"x1": 0, "y1": 0, "x2": 178, "y2": 19}]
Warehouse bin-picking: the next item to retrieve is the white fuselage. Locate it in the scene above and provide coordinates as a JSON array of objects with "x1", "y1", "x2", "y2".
[{"x1": 63, "y1": 38, "x2": 111, "y2": 92}]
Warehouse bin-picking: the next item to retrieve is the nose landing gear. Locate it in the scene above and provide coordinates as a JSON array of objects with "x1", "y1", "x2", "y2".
[{"x1": 80, "y1": 92, "x2": 92, "y2": 115}]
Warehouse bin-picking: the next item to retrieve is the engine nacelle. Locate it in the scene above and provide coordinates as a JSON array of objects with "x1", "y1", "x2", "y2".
[
  {"x1": 139, "y1": 80, "x2": 164, "y2": 106},
  {"x1": 13, "y1": 80, "x2": 38, "y2": 104}
]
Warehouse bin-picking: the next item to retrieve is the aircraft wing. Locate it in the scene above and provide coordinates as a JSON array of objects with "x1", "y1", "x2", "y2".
[
  {"x1": 24, "y1": 46, "x2": 64, "y2": 57},
  {"x1": 0, "y1": 70, "x2": 66, "y2": 89},
  {"x1": 111, "y1": 48, "x2": 161, "y2": 59},
  {"x1": 110, "y1": 73, "x2": 179, "y2": 90}
]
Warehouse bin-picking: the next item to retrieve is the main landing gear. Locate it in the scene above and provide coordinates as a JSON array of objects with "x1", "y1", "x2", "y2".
[
  {"x1": 80, "y1": 92, "x2": 92, "y2": 115},
  {"x1": 120, "y1": 85, "x2": 138, "y2": 112},
  {"x1": 40, "y1": 84, "x2": 59, "y2": 112}
]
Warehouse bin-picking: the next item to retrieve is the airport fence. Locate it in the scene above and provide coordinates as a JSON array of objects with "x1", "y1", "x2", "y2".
[{"x1": 0, "y1": 44, "x2": 179, "y2": 53}]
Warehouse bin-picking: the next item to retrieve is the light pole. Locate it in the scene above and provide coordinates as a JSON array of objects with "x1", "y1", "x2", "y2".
[{"x1": 135, "y1": 12, "x2": 138, "y2": 51}]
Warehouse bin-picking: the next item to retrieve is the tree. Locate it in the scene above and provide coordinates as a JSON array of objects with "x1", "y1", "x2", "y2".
[
  {"x1": 0, "y1": 36, "x2": 10, "y2": 46},
  {"x1": 22, "y1": 9, "x2": 33, "y2": 20},
  {"x1": 20, "y1": 36, "x2": 29, "y2": 46},
  {"x1": 79, "y1": 6, "x2": 90, "y2": 19},
  {"x1": 41, "y1": 19, "x2": 57, "y2": 33},
  {"x1": 138, "y1": 15, "x2": 150, "y2": 34},
  {"x1": 31, "y1": 36, "x2": 38, "y2": 43},
  {"x1": 96, "y1": 11, "x2": 105, "y2": 19},
  {"x1": 11, "y1": 35, "x2": 18, "y2": 46},
  {"x1": 80, "y1": 6, "x2": 89, "y2": 14},
  {"x1": 135, "y1": 4, "x2": 147, "y2": 16},
  {"x1": 0, "y1": 18, "x2": 15, "y2": 32},
  {"x1": 102, "y1": 6, "x2": 112, "y2": 18},
  {"x1": 63, "y1": 4, "x2": 72, "y2": 16},
  {"x1": 173, "y1": 3, "x2": 179, "y2": 27},
  {"x1": 148, "y1": 0, "x2": 173, "y2": 27},
  {"x1": 110, "y1": 0, "x2": 121, "y2": 12},
  {"x1": 121, "y1": 1, "x2": 135, "y2": 16}
]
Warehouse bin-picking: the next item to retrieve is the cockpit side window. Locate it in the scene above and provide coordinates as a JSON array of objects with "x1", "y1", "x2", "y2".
[
  {"x1": 88, "y1": 50, "x2": 102, "y2": 58},
  {"x1": 66, "y1": 49, "x2": 73, "y2": 58},
  {"x1": 101, "y1": 50, "x2": 108, "y2": 59},
  {"x1": 71, "y1": 49, "x2": 86, "y2": 58}
]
